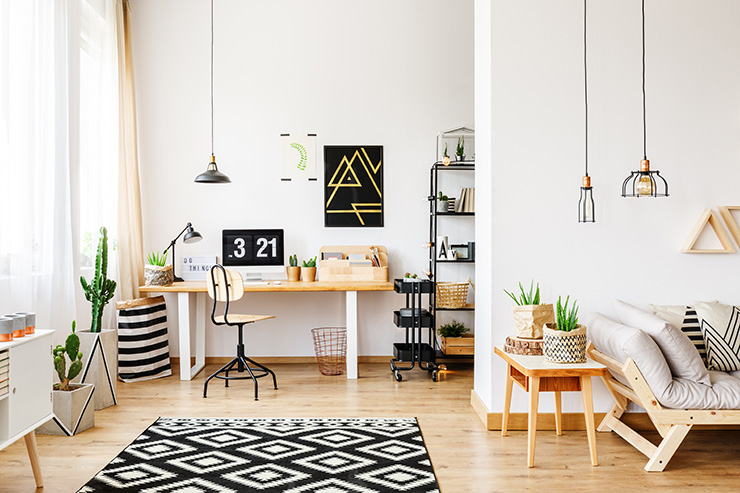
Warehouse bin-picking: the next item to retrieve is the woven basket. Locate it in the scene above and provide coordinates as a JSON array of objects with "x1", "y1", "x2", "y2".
[
  {"x1": 542, "y1": 324, "x2": 587, "y2": 363},
  {"x1": 144, "y1": 264, "x2": 173, "y2": 286},
  {"x1": 436, "y1": 282, "x2": 469, "y2": 309},
  {"x1": 311, "y1": 327, "x2": 347, "y2": 376}
]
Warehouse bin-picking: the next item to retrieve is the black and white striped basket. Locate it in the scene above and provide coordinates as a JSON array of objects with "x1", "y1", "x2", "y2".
[{"x1": 116, "y1": 296, "x2": 172, "y2": 382}]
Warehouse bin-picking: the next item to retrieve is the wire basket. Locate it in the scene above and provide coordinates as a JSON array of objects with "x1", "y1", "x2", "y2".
[
  {"x1": 436, "y1": 282, "x2": 470, "y2": 309},
  {"x1": 311, "y1": 327, "x2": 347, "y2": 376}
]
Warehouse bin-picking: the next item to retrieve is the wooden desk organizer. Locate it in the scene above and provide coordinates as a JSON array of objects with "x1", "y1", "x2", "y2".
[{"x1": 318, "y1": 245, "x2": 389, "y2": 282}]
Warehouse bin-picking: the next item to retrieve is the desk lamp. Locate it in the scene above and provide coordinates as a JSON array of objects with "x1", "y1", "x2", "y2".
[{"x1": 165, "y1": 222, "x2": 203, "y2": 282}]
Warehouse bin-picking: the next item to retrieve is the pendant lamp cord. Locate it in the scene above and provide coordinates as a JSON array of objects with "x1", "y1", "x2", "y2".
[
  {"x1": 211, "y1": 0, "x2": 214, "y2": 156},
  {"x1": 584, "y1": 0, "x2": 588, "y2": 177},
  {"x1": 642, "y1": 0, "x2": 647, "y2": 159}
]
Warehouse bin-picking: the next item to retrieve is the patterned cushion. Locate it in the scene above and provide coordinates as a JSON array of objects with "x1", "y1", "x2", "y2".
[
  {"x1": 650, "y1": 304, "x2": 709, "y2": 365},
  {"x1": 694, "y1": 301, "x2": 740, "y2": 372}
]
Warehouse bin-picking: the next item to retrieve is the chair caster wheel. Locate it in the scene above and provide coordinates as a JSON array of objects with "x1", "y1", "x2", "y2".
[
  {"x1": 394, "y1": 371, "x2": 403, "y2": 382},
  {"x1": 431, "y1": 370, "x2": 438, "y2": 382}
]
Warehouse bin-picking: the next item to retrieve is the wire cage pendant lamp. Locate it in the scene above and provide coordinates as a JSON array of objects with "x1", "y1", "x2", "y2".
[
  {"x1": 621, "y1": 0, "x2": 667, "y2": 198},
  {"x1": 195, "y1": 0, "x2": 231, "y2": 184},
  {"x1": 578, "y1": 0, "x2": 594, "y2": 223}
]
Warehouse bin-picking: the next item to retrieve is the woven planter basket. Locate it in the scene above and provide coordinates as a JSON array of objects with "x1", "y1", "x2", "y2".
[
  {"x1": 144, "y1": 264, "x2": 173, "y2": 286},
  {"x1": 436, "y1": 282, "x2": 469, "y2": 308},
  {"x1": 543, "y1": 324, "x2": 587, "y2": 363}
]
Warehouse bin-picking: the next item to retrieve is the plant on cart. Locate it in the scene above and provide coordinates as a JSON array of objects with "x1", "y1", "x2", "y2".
[
  {"x1": 80, "y1": 227, "x2": 117, "y2": 332},
  {"x1": 53, "y1": 321, "x2": 83, "y2": 392}
]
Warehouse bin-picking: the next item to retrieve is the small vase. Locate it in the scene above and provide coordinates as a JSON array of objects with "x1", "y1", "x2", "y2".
[
  {"x1": 436, "y1": 200, "x2": 449, "y2": 213},
  {"x1": 301, "y1": 267, "x2": 317, "y2": 282},
  {"x1": 286, "y1": 266, "x2": 301, "y2": 282},
  {"x1": 456, "y1": 154, "x2": 465, "y2": 162},
  {"x1": 542, "y1": 323, "x2": 587, "y2": 363}
]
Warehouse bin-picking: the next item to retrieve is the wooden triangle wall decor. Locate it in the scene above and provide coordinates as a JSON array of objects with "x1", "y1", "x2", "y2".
[
  {"x1": 681, "y1": 208, "x2": 735, "y2": 254},
  {"x1": 718, "y1": 206, "x2": 740, "y2": 249}
]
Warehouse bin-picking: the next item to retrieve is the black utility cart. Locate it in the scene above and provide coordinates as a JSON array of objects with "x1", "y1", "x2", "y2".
[{"x1": 390, "y1": 278, "x2": 439, "y2": 382}]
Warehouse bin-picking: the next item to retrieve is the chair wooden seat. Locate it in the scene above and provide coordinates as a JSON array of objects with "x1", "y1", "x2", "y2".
[
  {"x1": 214, "y1": 314, "x2": 275, "y2": 324},
  {"x1": 203, "y1": 265, "x2": 278, "y2": 401}
]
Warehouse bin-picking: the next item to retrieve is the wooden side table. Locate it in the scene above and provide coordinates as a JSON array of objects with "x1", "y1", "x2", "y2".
[{"x1": 494, "y1": 345, "x2": 607, "y2": 468}]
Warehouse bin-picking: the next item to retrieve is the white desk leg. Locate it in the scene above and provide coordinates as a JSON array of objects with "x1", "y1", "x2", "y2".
[
  {"x1": 346, "y1": 291, "x2": 358, "y2": 379},
  {"x1": 192, "y1": 292, "x2": 206, "y2": 379},
  {"x1": 178, "y1": 292, "x2": 192, "y2": 380}
]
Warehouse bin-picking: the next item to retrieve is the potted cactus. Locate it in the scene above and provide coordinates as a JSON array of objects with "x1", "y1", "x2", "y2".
[
  {"x1": 543, "y1": 296, "x2": 587, "y2": 363},
  {"x1": 455, "y1": 136, "x2": 465, "y2": 162},
  {"x1": 504, "y1": 280, "x2": 554, "y2": 339},
  {"x1": 77, "y1": 226, "x2": 118, "y2": 410},
  {"x1": 442, "y1": 143, "x2": 451, "y2": 165},
  {"x1": 437, "y1": 191, "x2": 449, "y2": 213},
  {"x1": 38, "y1": 321, "x2": 95, "y2": 436},
  {"x1": 145, "y1": 249, "x2": 173, "y2": 286},
  {"x1": 301, "y1": 256, "x2": 317, "y2": 282},
  {"x1": 286, "y1": 254, "x2": 301, "y2": 282}
]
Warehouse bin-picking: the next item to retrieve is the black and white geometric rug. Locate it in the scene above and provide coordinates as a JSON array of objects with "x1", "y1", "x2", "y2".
[{"x1": 79, "y1": 417, "x2": 440, "y2": 492}]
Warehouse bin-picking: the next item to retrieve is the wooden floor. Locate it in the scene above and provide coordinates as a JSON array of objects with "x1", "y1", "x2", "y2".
[{"x1": 2, "y1": 362, "x2": 740, "y2": 492}]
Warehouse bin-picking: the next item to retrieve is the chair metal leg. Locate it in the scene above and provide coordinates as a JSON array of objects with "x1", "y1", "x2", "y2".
[
  {"x1": 222, "y1": 358, "x2": 239, "y2": 387},
  {"x1": 244, "y1": 356, "x2": 278, "y2": 390},
  {"x1": 203, "y1": 358, "x2": 239, "y2": 398},
  {"x1": 239, "y1": 356, "x2": 260, "y2": 401}
]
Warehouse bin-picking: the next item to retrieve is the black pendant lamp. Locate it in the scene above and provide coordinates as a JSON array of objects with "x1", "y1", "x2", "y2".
[
  {"x1": 578, "y1": 0, "x2": 595, "y2": 223},
  {"x1": 195, "y1": 0, "x2": 231, "y2": 184},
  {"x1": 621, "y1": 0, "x2": 667, "y2": 197}
]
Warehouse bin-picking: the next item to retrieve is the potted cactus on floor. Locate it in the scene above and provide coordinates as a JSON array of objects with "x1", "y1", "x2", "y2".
[
  {"x1": 38, "y1": 321, "x2": 95, "y2": 436},
  {"x1": 76, "y1": 226, "x2": 118, "y2": 410},
  {"x1": 543, "y1": 296, "x2": 587, "y2": 363},
  {"x1": 286, "y1": 254, "x2": 301, "y2": 282}
]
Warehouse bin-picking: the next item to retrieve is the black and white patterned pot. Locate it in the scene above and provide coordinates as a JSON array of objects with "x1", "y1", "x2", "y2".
[{"x1": 543, "y1": 323, "x2": 587, "y2": 363}]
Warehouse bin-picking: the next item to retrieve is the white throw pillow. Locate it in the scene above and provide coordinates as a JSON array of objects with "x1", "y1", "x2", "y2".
[
  {"x1": 650, "y1": 303, "x2": 714, "y2": 365},
  {"x1": 694, "y1": 301, "x2": 740, "y2": 372},
  {"x1": 616, "y1": 300, "x2": 711, "y2": 386}
]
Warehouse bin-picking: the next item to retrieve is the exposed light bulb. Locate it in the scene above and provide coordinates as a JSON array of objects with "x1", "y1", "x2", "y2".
[{"x1": 636, "y1": 174, "x2": 653, "y2": 196}]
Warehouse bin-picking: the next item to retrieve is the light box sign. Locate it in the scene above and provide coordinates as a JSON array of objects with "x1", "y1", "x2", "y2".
[{"x1": 222, "y1": 229, "x2": 284, "y2": 267}]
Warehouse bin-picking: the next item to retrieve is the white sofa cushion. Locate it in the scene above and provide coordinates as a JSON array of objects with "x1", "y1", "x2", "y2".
[
  {"x1": 694, "y1": 301, "x2": 740, "y2": 372},
  {"x1": 616, "y1": 300, "x2": 711, "y2": 386},
  {"x1": 586, "y1": 312, "x2": 740, "y2": 410},
  {"x1": 650, "y1": 303, "x2": 708, "y2": 364}
]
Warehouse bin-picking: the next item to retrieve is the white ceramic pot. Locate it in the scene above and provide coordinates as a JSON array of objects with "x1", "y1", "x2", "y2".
[{"x1": 37, "y1": 383, "x2": 95, "y2": 436}]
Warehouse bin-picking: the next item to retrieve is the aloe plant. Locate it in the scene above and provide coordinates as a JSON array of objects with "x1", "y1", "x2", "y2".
[
  {"x1": 504, "y1": 280, "x2": 541, "y2": 306},
  {"x1": 80, "y1": 227, "x2": 117, "y2": 333},
  {"x1": 443, "y1": 143, "x2": 449, "y2": 158},
  {"x1": 456, "y1": 136, "x2": 465, "y2": 156},
  {"x1": 53, "y1": 321, "x2": 83, "y2": 392},
  {"x1": 555, "y1": 295, "x2": 579, "y2": 332},
  {"x1": 302, "y1": 256, "x2": 317, "y2": 268},
  {"x1": 146, "y1": 250, "x2": 168, "y2": 267}
]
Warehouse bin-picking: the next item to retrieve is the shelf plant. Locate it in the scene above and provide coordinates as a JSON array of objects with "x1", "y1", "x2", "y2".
[
  {"x1": 543, "y1": 295, "x2": 587, "y2": 363},
  {"x1": 286, "y1": 254, "x2": 301, "y2": 282},
  {"x1": 438, "y1": 320, "x2": 469, "y2": 338},
  {"x1": 80, "y1": 227, "x2": 117, "y2": 332},
  {"x1": 437, "y1": 191, "x2": 449, "y2": 213},
  {"x1": 456, "y1": 136, "x2": 465, "y2": 161},
  {"x1": 503, "y1": 280, "x2": 554, "y2": 339}
]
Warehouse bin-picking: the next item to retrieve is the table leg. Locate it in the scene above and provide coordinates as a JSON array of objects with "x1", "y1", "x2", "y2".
[
  {"x1": 346, "y1": 291, "x2": 358, "y2": 379},
  {"x1": 554, "y1": 391, "x2": 563, "y2": 436},
  {"x1": 581, "y1": 375, "x2": 598, "y2": 466},
  {"x1": 528, "y1": 376, "x2": 540, "y2": 468},
  {"x1": 24, "y1": 431, "x2": 43, "y2": 488},
  {"x1": 502, "y1": 364, "x2": 513, "y2": 437},
  {"x1": 192, "y1": 292, "x2": 206, "y2": 379},
  {"x1": 178, "y1": 292, "x2": 192, "y2": 380}
]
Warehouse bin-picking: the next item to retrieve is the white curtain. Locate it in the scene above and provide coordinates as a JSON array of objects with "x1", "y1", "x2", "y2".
[{"x1": 0, "y1": 0, "x2": 119, "y2": 336}]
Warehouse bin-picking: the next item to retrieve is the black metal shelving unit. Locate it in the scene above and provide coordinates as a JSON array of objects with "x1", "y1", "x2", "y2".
[
  {"x1": 390, "y1": 279, "x2": 439, "y2": 382},
  {"x1": 428, "y1": 161, "x2": 475, "y2": 358}
]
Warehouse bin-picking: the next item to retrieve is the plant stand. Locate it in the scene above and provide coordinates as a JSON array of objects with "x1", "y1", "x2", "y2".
[
  {"x1": 37, "y1": 383, "x2": 95, "y2": 436},
  {"x1": 390, "y1": 279, "x2": 439, "y2": 382},
  {"x1": 74, "y1": 329, "x2": 117, "y2": 410}
]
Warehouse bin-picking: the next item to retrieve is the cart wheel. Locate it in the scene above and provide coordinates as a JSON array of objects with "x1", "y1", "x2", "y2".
[
  {"x1": 394, "y1": 371, "x2": 403, "y2": 382},
  {"x1": 431, "y1": 370, "x2": 438, "y2": 382}
]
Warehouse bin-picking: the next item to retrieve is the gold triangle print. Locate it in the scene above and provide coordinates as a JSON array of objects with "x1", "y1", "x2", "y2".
[
  {"x1": 718, "y1": 206, "x2": 740, "y2": 249},
  {"x1": 681, "y1": 208, "x2": 735, "y2": 254}
]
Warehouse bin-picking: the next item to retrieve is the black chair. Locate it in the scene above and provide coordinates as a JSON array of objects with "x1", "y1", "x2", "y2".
[{"x1": 202, "y1": 265, "x2": 277, "y2": 400}]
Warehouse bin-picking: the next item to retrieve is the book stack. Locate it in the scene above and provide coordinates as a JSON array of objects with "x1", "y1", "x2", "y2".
[
  {"x1": 456, "y1": 187, "x2": 475, "y2": 213},
  {"x1": 0, "y1": 350, "x2": 9, "y2": 398}
]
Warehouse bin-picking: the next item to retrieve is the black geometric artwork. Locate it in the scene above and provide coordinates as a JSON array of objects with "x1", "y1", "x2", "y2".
[
  {"x1": 324, "y1": 146, "x2": 383, "y2": 227},
  {"x1": 79, "y1": 417, "x2": 439, "y2": 493}
]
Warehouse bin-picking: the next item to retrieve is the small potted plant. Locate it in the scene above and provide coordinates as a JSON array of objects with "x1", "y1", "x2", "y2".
[
  {"x1": 504, "y1": 280, "x2": 554, "y2": 339},
  {"x1": 543, "y1": 296, "x2": 587, "y2": 363},
  {"x1": 456, "y1": 136, "x2": 465, "y2": 162},
  {"x1": 38, "y1": 321, "x2": 95, "y2": 436},
  {"x1": 438, "y1": 320, "x2": 474, "y2": 355},
  {"x1": 442, "y1": 143, "x2": 451, "y2": 165},
  {"x1": 301, "y1": 256, "x2": 317, "y2": 282},
  {"x1": 286, "y1": 254, "x2": 301, "y2": 282},
  {"x1": 145, "y1": 250, "x2": 173, "y2": 286},
  {"x1": 437, "y1": 191, "x2": 449, "y2": 213}
]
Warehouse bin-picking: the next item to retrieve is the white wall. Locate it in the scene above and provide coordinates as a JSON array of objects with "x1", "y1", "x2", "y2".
[
  {"x1": 130, "y1": 0, "x2": 474, "y2": 356},
  {"x1": 476, "y1": 0, "x2": 740, "y2": 414}
]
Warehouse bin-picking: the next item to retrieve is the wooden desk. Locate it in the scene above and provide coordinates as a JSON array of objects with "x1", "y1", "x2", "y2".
[
  {"x1": 140, "y1": 281, "x2": 394, "y2": 380},
  {"x1": 494, "y1": 345, "x2": 607, "y2": 468}
]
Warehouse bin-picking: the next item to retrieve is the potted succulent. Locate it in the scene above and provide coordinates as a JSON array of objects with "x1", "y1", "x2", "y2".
[
  {"x1": 442, "y1": 143, "x2": 451, "y2": 165},
  {"x1": 38, "y1": 321, "x2": 95, "y2": 436},
  {"x1": 286, "y1": 254, "x2": 301, "y2": 282},
  {"x1": 144, "y1": 250, "x2": 173, "y2": 286},
  {"x1": 301, "y1": 256, "x2": 317, "y2": 282},
  {"x1": 437, "y1": 191, "x2": 449, "y2": 213},
  {"x1": 543, "y1": 296, "x2": 587, "y2": 363},
  {"x1": 456, "y1": 136, "x2": 465, "y2": 162},
  {"x1": 438, "y1": 320, "x2": 474, "y2": 355},
  {"x1": 77, "y1": 226, "x2": 118, "y2": 410},
  {"x1": 504, "y1": 280, "x2": 554, "y2": 339}
]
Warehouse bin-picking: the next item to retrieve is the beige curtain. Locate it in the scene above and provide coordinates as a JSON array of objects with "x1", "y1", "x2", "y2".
[{"x1": 115, "y1": 0, "x2": 145, "y2": 300}]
